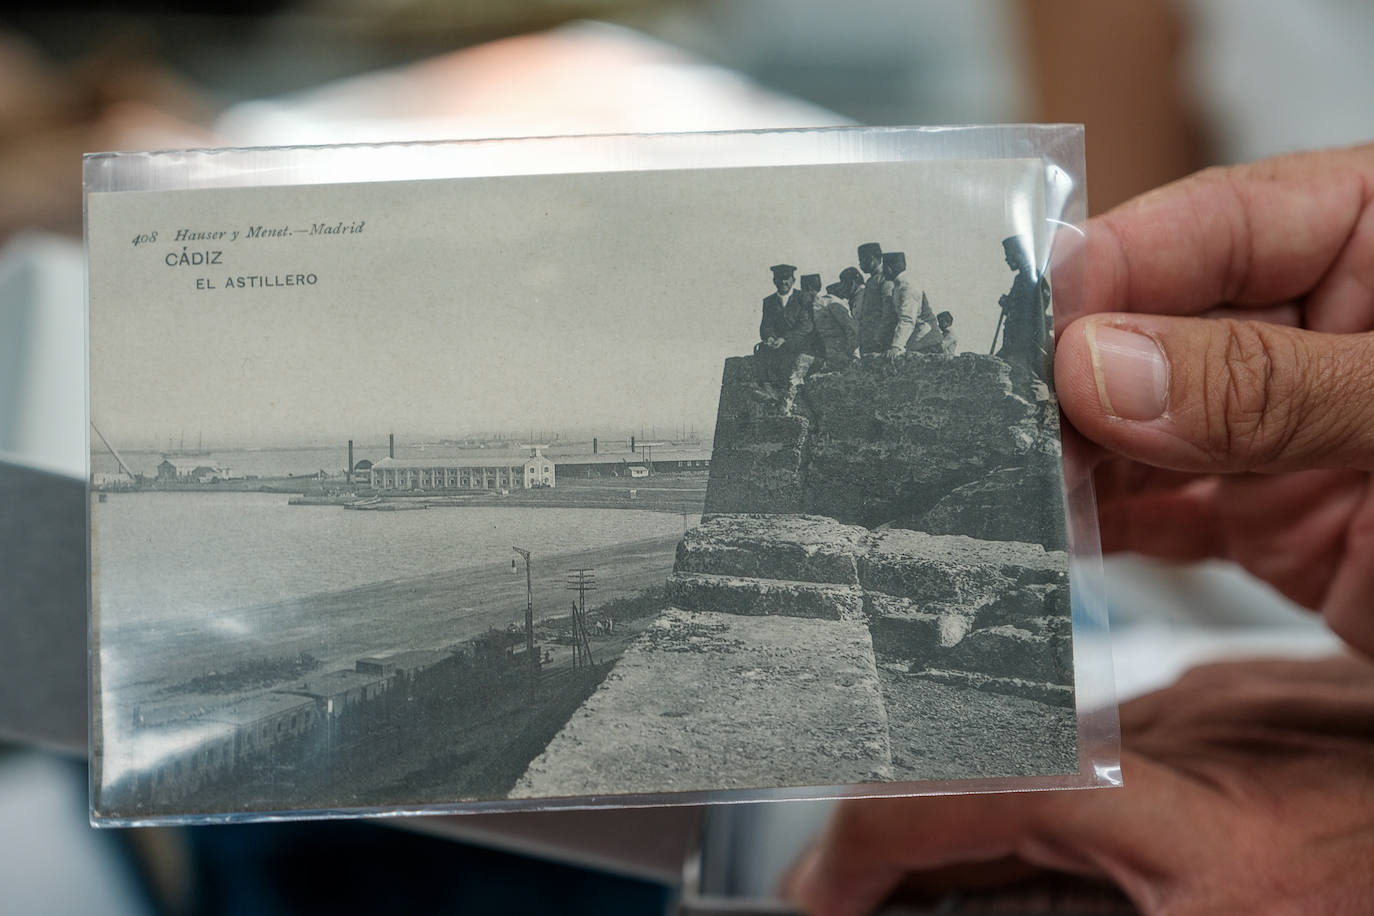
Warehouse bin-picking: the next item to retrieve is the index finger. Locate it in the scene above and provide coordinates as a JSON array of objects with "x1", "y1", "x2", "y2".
[{"x1": 1053, "y1": 144, "x2": 1374, "y2": 333}]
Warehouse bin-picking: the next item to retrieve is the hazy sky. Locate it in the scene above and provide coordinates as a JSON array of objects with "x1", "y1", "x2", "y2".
[{"x1": 89, "y1": 158, "x2": 1043, "y2": 449}]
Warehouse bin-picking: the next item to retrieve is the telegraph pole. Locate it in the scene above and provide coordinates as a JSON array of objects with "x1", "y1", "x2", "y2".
[
  {"x1": 512, "y1": 546, "x2": 536, "y2": 697},
  {"x1": 565, "y1": 568, "x2": 597, "y2": 668}
]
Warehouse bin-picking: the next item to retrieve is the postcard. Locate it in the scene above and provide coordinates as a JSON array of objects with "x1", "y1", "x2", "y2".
[{"x1": 89, "y1": 154, "x2": 1080, "y2": 822}]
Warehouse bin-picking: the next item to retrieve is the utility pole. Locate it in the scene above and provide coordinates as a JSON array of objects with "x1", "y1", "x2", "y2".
[
  {"x1": 565, "y1": 568, "x2": 597, "y2": 668},
  {"x1": 512, "y1": 546, "x2": 536, "y2": 697}
]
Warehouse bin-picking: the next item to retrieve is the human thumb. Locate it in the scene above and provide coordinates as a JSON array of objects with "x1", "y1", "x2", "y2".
[{"x1": 1055, "y1": 314, "x2": 1374, "y2": 473}]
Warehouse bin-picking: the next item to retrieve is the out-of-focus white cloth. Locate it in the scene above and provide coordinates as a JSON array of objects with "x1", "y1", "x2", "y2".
[
  {"x1": 1105, "y1": 555, "x2": 1344, "y2": 702},
  {"x1": 0, "y1": 753, "x2": 153, "y2": 916},
  {"x1": 0, "y1": 233, "x2": 86, "y2": 479},
  {"x1": 1183, "y1": 0, "x2": 1374, "y2": 162},
  {"x1": 214, "y1": 21, "x2": 842, "y2": 148}
]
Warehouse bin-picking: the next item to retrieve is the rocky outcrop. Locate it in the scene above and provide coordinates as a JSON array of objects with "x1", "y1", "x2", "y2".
[{"x1": 705, "y1": 354, "x2": 1064, "y2": 548}]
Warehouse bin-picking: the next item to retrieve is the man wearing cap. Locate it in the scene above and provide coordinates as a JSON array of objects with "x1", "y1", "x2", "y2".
[
  {"x1": 813, "y1": 271, "x2": 861, "y2": 369},
  {"x1": 755, "y1": 263, "x2": 814, "y2": 392},
  {"x1": 882, "y1": 251, "x2": 938, "y2": 358},
  {"x1": 795, "y1": 272, "x2": 825, "y2": 347},
  {"x1": 837, "y1": 266, "x2": 865, "y2": 312},
  {"x1": 854, "y1": 243, "x2": 891, "y2": 355}
]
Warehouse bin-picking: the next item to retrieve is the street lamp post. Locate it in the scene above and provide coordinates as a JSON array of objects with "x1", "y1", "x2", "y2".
[{"x1": 512, "y1": 546, "x2": 536, "y2": 698}]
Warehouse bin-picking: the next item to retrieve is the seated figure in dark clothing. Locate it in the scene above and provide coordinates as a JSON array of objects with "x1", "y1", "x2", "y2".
[
  {"x1": 795, "y1": 273, "x2": 825, "y2": 354},
  {"x1": 754, "y1": 263, "x2": 814, "y2": 395}
]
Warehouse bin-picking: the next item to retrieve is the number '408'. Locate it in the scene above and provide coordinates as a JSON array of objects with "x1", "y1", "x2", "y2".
[{"x1": 131, "y1": 231, "x2": 158, "y2": 246}]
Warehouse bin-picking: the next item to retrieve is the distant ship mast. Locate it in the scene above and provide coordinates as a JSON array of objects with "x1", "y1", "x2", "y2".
[{"x1": 163, "y1": 429, "x2": 208, "y2": 457}]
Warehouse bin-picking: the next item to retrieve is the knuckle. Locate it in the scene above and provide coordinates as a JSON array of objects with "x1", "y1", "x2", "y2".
[{"x1": 1203, "y1": 320, "x2": 1306, "y2": 465}]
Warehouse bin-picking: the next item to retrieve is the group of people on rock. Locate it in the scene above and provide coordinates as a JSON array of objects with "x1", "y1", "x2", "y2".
[{"x1": 753, "y1": 237, "x2": 1049, "y2": 397}]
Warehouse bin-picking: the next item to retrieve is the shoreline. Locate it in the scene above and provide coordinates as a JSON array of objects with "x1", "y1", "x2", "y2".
[
  {"x1": 101, "y1": 533, "x2": 684, "y2": 697},
  {"x1": 99, "y1": 482, "x2": 706, "y2": 516}
]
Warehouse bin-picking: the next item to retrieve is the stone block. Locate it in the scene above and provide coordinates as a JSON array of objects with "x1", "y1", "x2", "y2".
[
  {"x1": 864, "y1": 593, "x2": 979, "y2": 663},
  {"x1": 801, "y1": 441, "x2": 989, "y2": 525},
  {"x1": 674, "y1": 514, "x2": 866, "y2": 585},
  {"x1": 943, "y1": 625, "x2": 1073, "y2": 686},
  {"x1": 511, "y1": 608, "x2": 892, "y2": 798},
  {"x1": 973, "y1": 583, "x2": 1071, "y2": 629},
  {"x1": 704, "y1": 414, "x2": 810, "y2": 515},
  {"x1": 803, "y1": 353, "x2": 1033, "y2": 440},
  {"x1": 861, "y1": 530, "x2": 1067, "y2": 603},
  {"x1": 909, "y1": 667, "x2": 1075, "y2": 709},
  {"x1": 868, "y1": 616, "x2": 946, "y2": 666},
  {"x1": 917, "y1": 464, "x2": 1068, "y2": 550},
  {"x1": 666, "y1": 573, "x2": 865, "y2": 621}
]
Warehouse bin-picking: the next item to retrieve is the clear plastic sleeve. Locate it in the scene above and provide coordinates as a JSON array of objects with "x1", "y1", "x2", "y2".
[{"x1": 85, "y1": 125, "x2": 1119, "y2": 827}]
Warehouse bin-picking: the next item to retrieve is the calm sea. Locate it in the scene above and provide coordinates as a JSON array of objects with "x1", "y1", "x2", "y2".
[{"x1": 92, "y1": 492, "x2": 690, "y2": 627}]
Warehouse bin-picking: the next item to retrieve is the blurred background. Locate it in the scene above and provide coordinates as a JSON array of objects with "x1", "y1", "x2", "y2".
[{"x1": 2, "y1": 1, "x2": 1371, "y2": 913}]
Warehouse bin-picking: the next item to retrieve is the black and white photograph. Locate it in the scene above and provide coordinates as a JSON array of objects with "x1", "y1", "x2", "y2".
[{"x1": 88, "y1": 157, "x2": 1076, "y2": 821}]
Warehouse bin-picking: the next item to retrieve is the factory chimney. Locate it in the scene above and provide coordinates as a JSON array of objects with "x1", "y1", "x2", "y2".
[
  {"x1": 389, "y1": 433, "x2": 395, "y2": 459},
  {"x1": 630, "y1": 435, "x2": 636, "y2": 454},
  {"x1": 347, "y1": 440, "x2": 354, "y2": 482},
  {"x1": 593, "y1": 437, "x2": 598, "y2": 454}
]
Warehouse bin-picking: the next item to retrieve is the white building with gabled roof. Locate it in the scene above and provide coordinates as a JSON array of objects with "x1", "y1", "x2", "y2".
[{"x1": 156, "y1": 456, "x2": 233, "y2": 482}]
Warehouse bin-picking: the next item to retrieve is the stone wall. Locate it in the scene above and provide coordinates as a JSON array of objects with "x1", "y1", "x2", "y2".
[
  {"x1": 704, "y1": 354, "x2": 1066, "y2": 549},
  {"x1": 671, "y1": 515, "x2": 1073, "y2": 705}
]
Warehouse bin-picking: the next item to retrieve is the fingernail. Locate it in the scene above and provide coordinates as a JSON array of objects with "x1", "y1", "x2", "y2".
[{"x1": 1086, "y1": 323, "x2": 1169, "y2": 420}]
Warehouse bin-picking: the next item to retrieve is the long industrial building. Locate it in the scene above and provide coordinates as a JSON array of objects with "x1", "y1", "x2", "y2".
[
  {"x1": 550, "y1": 447, "x2": 711, "y2": 478},
  {"x1": 364, "y1": 444, "x2": 712, "y2": 490},
  {"x1": 370, "y1": 450, "x2": 555, "y2": 491}
]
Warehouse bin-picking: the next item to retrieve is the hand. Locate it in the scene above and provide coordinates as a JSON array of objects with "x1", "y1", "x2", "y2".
[
  {"x1": 884, "y1": 346, "x2": 904, "y2": 362},
  {"x1": 772, "y1": 337, "x2": 785, "y2": 349},
  {"x1": 787, "y1": 145, "x2": 1374, "y2": 916},
  {"x1": 785, "y1": 654, "x2": 1374, "y2": 915},
  {"x1": 850, "y1": 348, "x2": 860, "y2": 360},
  {"x1": 1051, "y1": 144, "x2": 1374, "y2": 655}
]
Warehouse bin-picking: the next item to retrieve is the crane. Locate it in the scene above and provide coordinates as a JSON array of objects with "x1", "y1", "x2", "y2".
[{"x1": 91, "y1": 422, "x2": 138, "y2": 482}]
